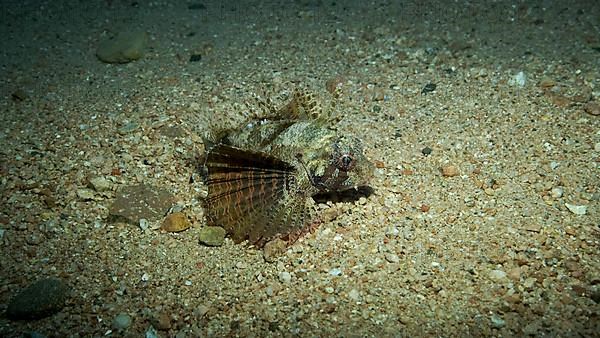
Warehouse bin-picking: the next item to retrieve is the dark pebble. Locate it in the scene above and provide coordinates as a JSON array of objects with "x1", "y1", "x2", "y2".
[
  {"x1": 7, "y1": 278, "x2": 70, "y2": 320},
  {"x1": 421, "y1": 83, "x2": 436, "y2": 94},
  {"x1": 421, "y1": 147, "x2": 432, "y2": 156},
  {"x1": 188, "y1": 3, "x2": 206, "y2": 10},
  {"x1": 189, "y1": 54, "x2": 202, "y2": 62}
]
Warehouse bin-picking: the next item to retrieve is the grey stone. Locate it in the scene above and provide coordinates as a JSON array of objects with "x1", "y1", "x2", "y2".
[
  {"x1": 198, "y1": 226, "x2": 226, "y2": 246},
  {"x1": 112, "y1": 312, "x2": 132, "y2": 330},
  {"x1": 7, "y1": 278, "x2": 70, "y2": 319}
]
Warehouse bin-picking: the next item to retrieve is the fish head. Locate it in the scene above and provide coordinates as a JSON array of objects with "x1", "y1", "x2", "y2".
[{"x1": 305, "y1": 135, "x2": 373, "y2": 193}]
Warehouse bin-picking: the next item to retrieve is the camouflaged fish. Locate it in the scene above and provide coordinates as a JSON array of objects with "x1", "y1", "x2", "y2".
[{"x1": 201, "y1": 89, "x2": 373, "y2": 247}]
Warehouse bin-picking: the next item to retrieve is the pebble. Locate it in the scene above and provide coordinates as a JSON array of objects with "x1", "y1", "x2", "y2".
[
  {"x1": 550, "y1": 187, "x2": 563, "y2": 198},
  {"x1": 263, "y1": 238, "x2": 287, "y2": 263},
  {"x1": 565, "y1": 203, "x2": 587, "y2": 215},
  {"x1": 151, "y1": 312, "x2": 171, "y2": 330},
  {"x1": 328, "y1": 268, "x2": 343, "y2": 276},
  {"x1": 507, "y1": 267, "x2": 521, "y2": 281},
  {"x1": 96, "y1": 30, "x2": 147, "y2": 63},
  {"x1": 421, "y1": 83, "x2": 436, "y2": 94},
  {"x1": 76, "y1": 188, "x2": 95, "y2": 201},
  {"x1": 348, "y1": 289, "x2": 360, "y2": 302},
  {"x1": 112, "y1": 313, "x2": 132, "y2": 330},
  {"x1": 441, "y1": 165, "x2": 459, "y2": 177},
  {"x1": 198, "y1": 226, "x2": 226, "y2": 246},
  {"x1": 6, "y1": 278, "x2": 70, "y2": 319},
  {"x1": 278, "y1": 271, "x2": 291, "y2": 283},
  {"x1": 583, "y1": 101, "x2": 600, "y2": 116},
  {"x1": 490, "y1": 314, "x2": 505, "y2": 328},
  {"x1": 385, "y1": 253, "x2": 400, "y2": 263},
  {"x1": 89, "y1": 177, "x2": 112, "y2": 192},
  {"x1": 109, "y1": 184, "x2": 175, "y2": 225},
  {"x1": 488, "y1": 269, "x2": 507, "y2": 282},
  {"x1": 161, "y1": 212, "x2": 191, "y2": 232}
]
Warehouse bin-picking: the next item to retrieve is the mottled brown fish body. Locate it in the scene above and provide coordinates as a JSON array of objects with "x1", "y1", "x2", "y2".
[{"x1": 202, "y1": 91, "x2": 373, "y2": 247}]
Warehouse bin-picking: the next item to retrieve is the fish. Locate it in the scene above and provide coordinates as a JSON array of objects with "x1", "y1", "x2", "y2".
[{"x1": 201, "y1": 89, "x2": 373, "y2": 247}]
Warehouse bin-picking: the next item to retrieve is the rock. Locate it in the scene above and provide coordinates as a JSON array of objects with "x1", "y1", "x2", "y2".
[
  {"x1": 490, "y1": 314, "x2": 505, "y2": 328},
  {"x1": 507, "y1": 267, "x2": 521, "y2": 281},
  {"x1": 198, "y1": 226, "x2": 226, "y2": 246},
  {"x1": 77, "y1": 188, "x2": 95, "y2": 201},
  {"x1": 488, "y1": 269, "x2": 507, "y2": 282},
  {"x1": 89, "y1": 177, "x2": 112, "y2": 192},
  {"x1": 151, "y1": 312, "x2": 171, "y2": 330},
  {"x1": 348, "y1": 288, "x2": 360, "y2": 302},
  {"x1": 583, "y1": 101, "x2": 600, "y2": 116},
  {"x1": 161, "y1": 212, "x2": 191, "y2": 232},
  {"x1": 278, "y1": 271, "x2": 291, "y2": 283},
  {"x1": 6, "y1": 278, "x2": 70, "y2": 319},
  {"x1": 385, "y1": 253, "x2": 400, "y2": 263},
  {"x1": 96, "y1": 30, "x2": 147, "y2": 64},
  {"x1": 441, "y1": 165, "x2": 459, "y2": 177},
  {"x1": 112, "y1": 313, "x2": 132, "y2": 330},
  {"x1": 109, "y1": 184, "x2": 175, "y2": 225},
  {"x1": 565, "y1": 203, "x2": 587, "y2": 215},
  {"x1": 263, "y1": 238, "x2": 287, "y2": 263}
]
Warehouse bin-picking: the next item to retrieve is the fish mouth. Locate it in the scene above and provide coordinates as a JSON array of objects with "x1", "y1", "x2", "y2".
[{"x1": 312, "y1": 185, "x2": 374, "y2": 204}]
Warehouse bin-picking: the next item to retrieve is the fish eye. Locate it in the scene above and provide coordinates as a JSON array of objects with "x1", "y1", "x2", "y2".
[{"x1": 336, "y1": 154, "x2": 355, "y2": 171}]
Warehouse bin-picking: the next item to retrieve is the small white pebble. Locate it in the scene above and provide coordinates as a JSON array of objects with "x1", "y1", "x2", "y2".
[
  {"x1": 184, "y1": 280, "x2": 192, "y2": 286},
  {"x1": 550, "y1": 187, "x2": 563, "y2": 198},
  {"x1": 328, "y1": 268, "x2": 343, "y2": 276},
  {"x1": 278, "y1": 271, "x2": 291, "y2": 283},
  {"x1": 141, "y1": 273, "x2": 150, "y2": 282},
  {"x1": 139, "y1": 219, "x2": 149, "y2": 231},
  {"x1": 385, "y1": 253, "x2": 400, "y2": 263},
  {"x1": 565, "y1": 203, "x2": 587, "y2": 215},
  {"x1": 325, "y1": 286, "x2": 334, "y2": 294}
]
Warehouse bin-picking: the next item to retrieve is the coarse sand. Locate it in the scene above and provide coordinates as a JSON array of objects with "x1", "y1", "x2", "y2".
[{"x1": 1, "y1": 0, "x2": 598, "y2": 336}]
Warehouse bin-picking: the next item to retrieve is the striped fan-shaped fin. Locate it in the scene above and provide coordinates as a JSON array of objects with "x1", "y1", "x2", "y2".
[{"x1": 202, "y1": 143, "x2": 307, "y2": 246}]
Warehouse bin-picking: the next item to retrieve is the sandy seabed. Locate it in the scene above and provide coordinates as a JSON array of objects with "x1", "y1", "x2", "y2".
[{"x1": 1, "y1": 0, "x2": 598, "y2": 337}]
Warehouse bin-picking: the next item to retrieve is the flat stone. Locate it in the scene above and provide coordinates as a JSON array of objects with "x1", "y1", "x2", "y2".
[
  {"x1": 7, "y1": 278, "x2": 70, "y2": 319},
  {"x1": 89, "y1": 177, "x2": 112, "y2": 192},
  {"x1": 109, "y1": 184, "x2": 175, "y2": 225},
  {"x1": 198, "y1": 226, "x2": 226, "y2": 246},
  {"x1": 161, "y1": 212, "x2": 191, "y2": 232},
  {"x1": 263, "y1": 238, "x2": 287, "y2": 263},
  {"x1": 96, "y1": 30, "x2": 147, "y2": 64}
]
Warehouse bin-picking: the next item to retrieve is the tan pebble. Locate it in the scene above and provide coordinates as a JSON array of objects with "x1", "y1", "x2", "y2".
[
  {"x1": 538, "y1": 78, "x2": 556, "y2": 89},
  {"x1": 583, "y1": 101, "x2": 600, "y2": 116},
  {"x1": 441, "y1": 165, "x2": 459, "y2": 177},
  {"x1": 161, "y1": 212, "x2": 191, "y2": 232},
  {"x1": 507, "y1": 267, "x2": 521, "y2": 281},
  {"x1": 374, "y1": 160, "x2": 385, "y2": 168},
  {"x1": 420, "y1": 204, "x2": 430, "y2": 212},
  {"x1": 484, "y1": 188, "x2": 495, "y2": 196},
  {"x1": 151, "y1": 312, "x2": 171, "y2": 330}
]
